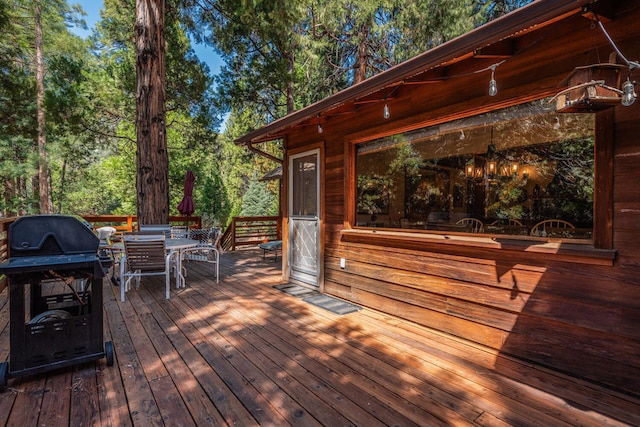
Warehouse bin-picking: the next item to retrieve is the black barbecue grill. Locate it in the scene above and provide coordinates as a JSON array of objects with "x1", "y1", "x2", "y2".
[{"x1": 0, "y1": 215, "x2": 114, "y2": 390}]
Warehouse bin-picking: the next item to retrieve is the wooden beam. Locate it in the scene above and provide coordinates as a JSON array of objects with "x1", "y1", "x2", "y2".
[{"x1": 473, "y1": 39, "x2": 515, "y2": 59}]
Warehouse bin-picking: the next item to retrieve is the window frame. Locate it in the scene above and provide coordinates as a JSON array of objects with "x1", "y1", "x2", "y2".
[{"x1": 345, "y1": 104, "x2": 614, "y2": 254}]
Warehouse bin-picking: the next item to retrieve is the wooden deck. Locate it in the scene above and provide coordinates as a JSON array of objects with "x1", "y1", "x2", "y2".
[{"x1": 0, "y1": 248, "x2": 639, "y2": 426}]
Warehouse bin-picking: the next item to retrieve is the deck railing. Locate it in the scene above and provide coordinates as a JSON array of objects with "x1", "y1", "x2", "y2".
[
  {"x1": 220, "y1": 216, "x2": 281, "y2": 251},
  {"x1": 0, "y1": 217, "x2": 14, "y2": 293},
  {"x1": 82, "y1": 214, "x2": 202, "y2": 235}
]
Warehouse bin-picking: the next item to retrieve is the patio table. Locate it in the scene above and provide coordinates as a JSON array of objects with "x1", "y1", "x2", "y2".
[
  {"x1": 167, "y1": 238, "x2": 199, "y2": 288},
  {"x1": 113, "y1": 238, "x2": 199, "y2": 290}
]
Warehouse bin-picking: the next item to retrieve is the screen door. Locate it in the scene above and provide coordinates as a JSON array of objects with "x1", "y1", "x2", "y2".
[{"x1": 288, "y1": 150, "x2": 320, "y2": 287}]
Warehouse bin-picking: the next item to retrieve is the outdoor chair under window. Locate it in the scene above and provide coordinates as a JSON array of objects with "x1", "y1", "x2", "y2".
[
  {"x1": 456, "y1": 217, "x2": 484, "y2": 233},
  {"x1": 530, "y1": 219, "x2": 575, "y2": 237},
  {"x1": 181, "y1": 227, "x2": 221, "y2": 283},
  {"x1": 120, "y1": 232, "x2": 177, "y2": 301}
]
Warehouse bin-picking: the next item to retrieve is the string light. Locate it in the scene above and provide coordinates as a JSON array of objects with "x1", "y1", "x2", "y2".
[
  {"x1": 622, "y1": 78, "x2": 637, "y2": 107},
  {"x1": 488, "y1": 65, "x2": 498, "y2": 96},
  {"x1": 592, "y1": 10, "x2": 639, "y2": 107},
  {"x1": 383, "y1": 103, "x2": 390, "y2": 119}
]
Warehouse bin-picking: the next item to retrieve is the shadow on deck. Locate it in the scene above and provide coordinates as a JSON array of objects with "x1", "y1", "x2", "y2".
[{"x1": 0, "y1": 247, "x2": 638, "y2": 426}]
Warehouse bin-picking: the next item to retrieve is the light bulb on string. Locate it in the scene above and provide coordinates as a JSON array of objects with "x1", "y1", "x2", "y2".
[
  {"x1": 488, "y1": 67, "x2": 498, "y2": 96},
  {"x1": 622, "y1": 78, "x2": 637, "y2": 106},
  {"x1": 383, "y1": 103, "x2": 390, "y2": 119},
  {"x1": 317, "y1": 123, "x2": 323, "y2": 134}
]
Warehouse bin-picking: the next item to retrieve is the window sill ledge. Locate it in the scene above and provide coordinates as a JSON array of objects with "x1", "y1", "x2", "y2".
[{"x1": 340, "y1": 228, "x2": 616, "y2": 266}]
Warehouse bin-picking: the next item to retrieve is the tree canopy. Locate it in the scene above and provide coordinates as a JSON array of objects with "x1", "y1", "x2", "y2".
[{"x1": 0, "y1": 0, "x2": 532, "y2": 227}]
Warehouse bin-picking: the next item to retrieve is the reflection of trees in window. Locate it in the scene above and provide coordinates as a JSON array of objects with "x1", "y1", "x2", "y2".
[
  {"x1": 357, "y1": 175, "x2": 390, "y2": 217},
  {"x1": 355, "y1": 98, "x2": 595, "y2": 238},
  {"x1": 530, "y1": 137, "x2": 594, "y2": 226},
  {"x1": 485, "y1": 177, "x2": 528, "y2": 221},
  {"x1": 406, "y1": 165, "x2": 448, "y2": 220}
]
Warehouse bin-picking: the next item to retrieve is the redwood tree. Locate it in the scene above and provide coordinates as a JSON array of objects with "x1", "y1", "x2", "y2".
[
  {"x1": 135, "y1": 0, "x2": 168, "y2": 224},
  {"x1": 34, "y1": 0, "x2": 52, "y2": 213}
]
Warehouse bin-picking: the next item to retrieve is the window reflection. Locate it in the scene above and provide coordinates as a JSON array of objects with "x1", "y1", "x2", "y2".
[{"x1": 355, "y1": 99, "x2": 594, "y2": 239}]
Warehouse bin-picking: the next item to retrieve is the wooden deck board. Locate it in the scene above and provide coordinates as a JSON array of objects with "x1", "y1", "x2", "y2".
[{"x1": 0, "y1": 248, "x2": 639, "y2": 426}]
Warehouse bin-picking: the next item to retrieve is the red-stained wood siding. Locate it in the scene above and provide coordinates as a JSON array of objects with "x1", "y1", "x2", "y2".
[{"x1": 283, "y1": 0, "x2": 640, "y2": 396}]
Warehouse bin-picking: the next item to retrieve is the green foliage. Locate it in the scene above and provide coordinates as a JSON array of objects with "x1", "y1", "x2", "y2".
[
  {"x1": 240, "y1": 179, "x2": 277, "y2": 216},
  {"x1": 212, "y1": 108, "x2": 281, "y2": 226},
  {"x1": 0, "y1": 0, "x2": 531, "y2": 232}
]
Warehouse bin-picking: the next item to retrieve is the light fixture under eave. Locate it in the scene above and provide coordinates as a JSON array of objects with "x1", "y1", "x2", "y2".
[
  {"x1": 554, "y1": 62, "x2": 627, "y2": 112},
  {"x1": 317, "y1": 123, "x2": 323, "y2": 134},
  {"x1": 622, "y1": 78, "x2": 637, "y2": 106},
  {"x1": 383, "y1": 103, "x2": 390, "y2": 119},
  {"x1": 488, "y1": 66, "x2": 498, "y2": 96}
]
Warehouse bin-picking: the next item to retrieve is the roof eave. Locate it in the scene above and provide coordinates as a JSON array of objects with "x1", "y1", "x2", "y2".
[{"x1": 235, "y1": 0, "x2": 594, "y2": 146}]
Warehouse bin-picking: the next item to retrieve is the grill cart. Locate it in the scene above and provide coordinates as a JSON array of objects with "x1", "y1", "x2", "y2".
[{"x1": 0, "y1": 215, "x2": 114, "y2": 391}]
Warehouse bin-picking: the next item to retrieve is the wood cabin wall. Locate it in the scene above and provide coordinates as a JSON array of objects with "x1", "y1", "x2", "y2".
[{"x1": 284, "y1": 0, "x2": 640, "y2": 395}]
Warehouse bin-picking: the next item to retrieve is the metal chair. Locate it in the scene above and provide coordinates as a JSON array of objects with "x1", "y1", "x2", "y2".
[
  {"x1": 456, "y1": 218, "x2": 484, "y2": 233},
  {"x1": 530, "y1": 219, "x2": 575, "y2": 237},
  {"x1": 138, "y1": 224, "x2": 171, "y2": 238},
  {"x1": 120, "y1": 232, "x2": 177, "y2": 301},
  {"x1": 182, "y1": 228, "x2": 221, "y2": 283},
  {"x1": 170, "y1": 225, "x2": 189, "y2": 239}
]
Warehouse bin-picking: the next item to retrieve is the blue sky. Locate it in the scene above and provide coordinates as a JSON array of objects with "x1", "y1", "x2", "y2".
[{"x1": 71, "y1": 0, "x2": 223, "y2": 75}]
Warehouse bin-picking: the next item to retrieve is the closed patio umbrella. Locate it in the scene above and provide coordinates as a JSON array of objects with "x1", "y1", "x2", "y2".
[{"x1": 177, "y1": 170, "x2": 195, "y2": 228}]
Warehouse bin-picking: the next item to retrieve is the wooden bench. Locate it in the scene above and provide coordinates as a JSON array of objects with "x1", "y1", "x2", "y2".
[{"x1": 259, "y1": 240, "x2": 282, "y2": 261}]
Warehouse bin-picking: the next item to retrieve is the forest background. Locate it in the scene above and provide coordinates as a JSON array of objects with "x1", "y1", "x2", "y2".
[{"x1": 0, "y1": 0, "x2": 530, "y2": 228}]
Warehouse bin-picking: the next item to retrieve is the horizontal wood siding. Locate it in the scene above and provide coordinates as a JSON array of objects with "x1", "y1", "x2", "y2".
[
  {"x1": 274, "y1": 0, "x2": 640, "y2": 394},
  {"x1": 321, "y1": 106, "x2": 640, "y2": 397},
  {"x1": 319, "y1": 101, "x2": 640, "y2": 395},
  {"x1": 281, "y1": 0, "x2": 640, "y2": 397}
]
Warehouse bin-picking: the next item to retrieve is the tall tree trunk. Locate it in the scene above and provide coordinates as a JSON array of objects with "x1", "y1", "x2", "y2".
[
  {"x1": 3, "y1": 177, "x2": 13, "y2": 217},
  {"x1": 35, "y1": 0, "x2": 52, "y2": 213},
  {"x1": 58, "y1": 158, "x2": 66, "y2": 213},
  {"x1": 286, "y1": 52, "x2": 295, "y2": 114},
  {"x1": 353, "y1": 24, "x2": 370, "y2": 84},
  {"x1": 135, "y1": 0, "x2": 168, "y2": 225}
]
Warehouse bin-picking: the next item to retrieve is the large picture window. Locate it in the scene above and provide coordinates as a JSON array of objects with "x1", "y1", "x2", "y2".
[{"x1": 355, "y1": 99, "x2": 595, "y2": 239}]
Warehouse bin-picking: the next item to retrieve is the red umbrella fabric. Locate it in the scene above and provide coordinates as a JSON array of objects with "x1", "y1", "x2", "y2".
[{"x1": 177, "y1": 170, "x2": 195, "y2": 220}]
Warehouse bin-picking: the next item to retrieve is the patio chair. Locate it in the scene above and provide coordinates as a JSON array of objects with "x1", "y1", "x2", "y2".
[
  {"x1": 120, "y1": 232, "x2": 177, "y2": 301},
  {"x1": 138, "y1": 224, "x2": 171, "y2": 238},
  {"x1": 530, "y1": 219, "x2": 575, "y2": 237},
  {"x1": 182, "y1": 227, "x2": 221, "y2": 283},
  {"x1": 456, "y1": 217, "x2": 484, "y2": 233},
  {"x1": 170, "y1": 225, "x2": 189, "y2": 239}
]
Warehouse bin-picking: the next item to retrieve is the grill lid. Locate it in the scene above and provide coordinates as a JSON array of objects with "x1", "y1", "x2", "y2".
[{"x1": 8, "y1": 215, "x2": 99, "y2": 258}]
